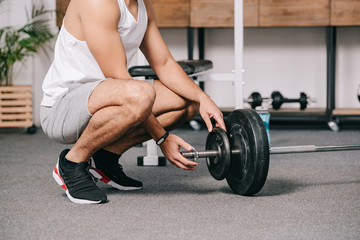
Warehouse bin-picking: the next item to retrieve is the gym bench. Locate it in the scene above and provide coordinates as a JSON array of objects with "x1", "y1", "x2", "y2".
[{"x1": 128, "y1": 59, "x2": 213, "y2": 166}]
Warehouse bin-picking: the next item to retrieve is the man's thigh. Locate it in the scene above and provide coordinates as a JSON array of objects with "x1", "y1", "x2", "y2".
[{"x1": 152, "y1": 80, "x2": 190, "y2": 116}]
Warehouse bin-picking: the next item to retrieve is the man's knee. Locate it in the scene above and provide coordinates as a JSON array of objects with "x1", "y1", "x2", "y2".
[{"x1": 124, "y1": 80, "x2": 156, "y2": 122}]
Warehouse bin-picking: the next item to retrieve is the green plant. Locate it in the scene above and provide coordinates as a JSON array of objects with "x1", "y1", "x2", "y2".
[{"x1": 0, "y1": 4, "x2": 54, "y2": 86}]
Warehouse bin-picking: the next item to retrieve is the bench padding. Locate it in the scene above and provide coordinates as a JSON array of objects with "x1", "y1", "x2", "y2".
[{"x1": 128, "y1": 59, "x2": 213, "y2": 79}]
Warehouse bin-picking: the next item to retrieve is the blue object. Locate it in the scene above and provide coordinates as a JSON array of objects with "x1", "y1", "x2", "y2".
[{"x1": 256, "y1": 110, "x2": 271, "y2": 145}]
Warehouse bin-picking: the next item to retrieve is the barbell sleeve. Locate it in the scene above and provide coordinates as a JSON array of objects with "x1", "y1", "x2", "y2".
[
  {"x1": 181, "y1": 149, "x2": 242, "y2": 160},
  {"x1": 181, "y1": 150, "x2": 218, "y2": 160}
]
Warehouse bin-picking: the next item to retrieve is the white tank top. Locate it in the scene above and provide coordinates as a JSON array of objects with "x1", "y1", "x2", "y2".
[{"x1": 41, "y1": 0, "x2": 148, "y2": 106}]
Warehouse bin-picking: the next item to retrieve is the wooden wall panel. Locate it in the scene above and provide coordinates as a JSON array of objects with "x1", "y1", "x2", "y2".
[
  {"x1": 152, "y1": 0, "x2": 190, "y2": 28},
  {"x1": 57, "y1": 0, "x2": 190, "y2": 28},
  {"x1": 56, "y1": 0, "x2": 70, "y2": 27},
  {"x1": 244, "y1": 0, "x2": 259, "y2": 27},
  {"x1": 331, "y1": 0, "x2": 360, "y2": 26},
  {"x1": 190, "y1": 0, "x2": 234, "y2": 28},
  {"x1": 190, "y1": 0, "x2": 259, "y2": 28},
  {"x1": 259, "y1": 0, "x2": 330, "y2": 27}
]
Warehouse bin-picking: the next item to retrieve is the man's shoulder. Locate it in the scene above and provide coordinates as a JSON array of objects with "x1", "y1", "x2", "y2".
[{"x1": 72, "y1": 0, "x2": 120, "y2": 23}]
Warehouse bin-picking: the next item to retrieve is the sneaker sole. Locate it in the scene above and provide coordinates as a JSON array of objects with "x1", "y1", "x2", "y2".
[
  {"x1": 53, "y1": 163, "x2": 104, "y2": 204},
  {"x1": 89, "y1": 167, "x2": 142, "y2": 191}
]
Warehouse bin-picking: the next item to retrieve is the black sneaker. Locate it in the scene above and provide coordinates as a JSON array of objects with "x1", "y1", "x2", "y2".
[
  {"x1": 52, "y1": 149, "x2": 107, "y2": 204},
  {"x1": 89, "y1": 158, "x2": 143, "y2": 191}
]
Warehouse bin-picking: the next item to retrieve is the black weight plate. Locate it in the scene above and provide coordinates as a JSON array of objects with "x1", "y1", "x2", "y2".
[
  {"x1": 299, "y1": 92, "x2": 307, "y2": 110},
  {"x1": 205, "y1": 127, "x2": 231, "y2": 180},
  {"x1": 271, "y1": 91, "x2": 282, "y2": 110},
  {"x1": 250, "y1": 92, "x2": 262, "y2": 109},
  {"x1": 225, "y1": 109, "x2": 269, "y2": 195}
]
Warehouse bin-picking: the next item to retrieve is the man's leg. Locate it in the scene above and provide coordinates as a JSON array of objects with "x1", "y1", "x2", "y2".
[
  {"x1": 65, "y1": 79, "x2": 156, "y2": 163},
  {"x1": 59, "y1": 78, "x2": 199, "y2": 197}
]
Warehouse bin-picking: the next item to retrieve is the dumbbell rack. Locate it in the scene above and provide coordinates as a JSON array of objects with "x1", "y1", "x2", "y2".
[
  {"x1": 268, "y1": 27, "x2": 360, "y2": 130},
  {"x1": 231, "y1": 27, "x2": 359, "y2": 130}
]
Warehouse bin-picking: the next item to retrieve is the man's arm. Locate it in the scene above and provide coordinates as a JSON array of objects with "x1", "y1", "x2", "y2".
[
  {"x1": 140, "y1": 0, "x2": 225, "y2": 131},
  {"x1": 79, "y1": 0, "x2": 131, "y2": 80}
]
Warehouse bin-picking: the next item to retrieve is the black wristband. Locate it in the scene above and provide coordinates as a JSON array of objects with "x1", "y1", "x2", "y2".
[{"x1": 156, "y1": 132, "x2": 169, "y2": 145}]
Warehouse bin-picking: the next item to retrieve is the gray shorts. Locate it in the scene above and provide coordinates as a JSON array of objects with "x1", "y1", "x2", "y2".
[{"x1": 40, "y1": 80, "x2": 104, "y2": 144}]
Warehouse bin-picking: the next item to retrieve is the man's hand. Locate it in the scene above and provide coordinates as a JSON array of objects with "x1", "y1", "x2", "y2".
[
  {"x1": 159, "y1": 134, "x2": 198, "y2": 171},
  {"x1": 199, "y1": 94, "x2": 226, "y2": 132}
]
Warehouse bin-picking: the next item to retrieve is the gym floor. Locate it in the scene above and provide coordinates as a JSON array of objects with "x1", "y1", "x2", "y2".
[{"x1": 0, "y1": 125, "x2": 359, "y2": 240}]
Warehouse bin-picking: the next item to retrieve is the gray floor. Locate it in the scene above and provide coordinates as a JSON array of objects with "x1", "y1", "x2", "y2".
[{"x1": 0, "y1": 126, "x2": 359, "y2": 240}]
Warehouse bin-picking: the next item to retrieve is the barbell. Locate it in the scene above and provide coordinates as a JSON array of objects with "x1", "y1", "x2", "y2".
[{"x1": 181, "y1": 109, "x2": 360, "y2": 196}]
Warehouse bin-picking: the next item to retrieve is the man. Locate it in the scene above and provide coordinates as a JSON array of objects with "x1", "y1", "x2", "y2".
[{"x1": 40, "y1": 0, "x2": 225, "y2": 204}]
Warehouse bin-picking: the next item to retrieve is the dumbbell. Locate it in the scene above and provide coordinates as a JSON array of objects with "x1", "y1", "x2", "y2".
[
  {"x1": 271, "y1": 91, "x2": 309, "y2": 110},
  {"x1": 180, "y1": 109, "x2": 360, "y2": 196},
  {"x1": 245, "y1": 92, "x2": 269, "y2": 109}
]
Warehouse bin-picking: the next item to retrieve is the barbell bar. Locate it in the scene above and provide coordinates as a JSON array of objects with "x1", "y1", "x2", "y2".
[
  {"x1": 180, "y1": 109, "x2": 360, "y2": 196},
  {"x1": 182, "y1": 144, "x2": 360, "y2": 159}
]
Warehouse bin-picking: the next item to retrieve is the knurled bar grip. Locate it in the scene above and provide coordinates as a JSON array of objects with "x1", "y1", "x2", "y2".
[{"x1": 270, "y1": 145, "x2": 360, "y2": 154}]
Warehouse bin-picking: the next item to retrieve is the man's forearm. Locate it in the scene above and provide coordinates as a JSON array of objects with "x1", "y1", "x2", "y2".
[{"x1": 153, "y1": 59, "x2": 207, "y2": 103}]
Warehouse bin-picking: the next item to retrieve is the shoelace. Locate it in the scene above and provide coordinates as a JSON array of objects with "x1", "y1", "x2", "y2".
[
  {"x1": 98, "y1": 162, "x2": 127, "y2": 180},
  {"x1": 62, "y1": 165, "x2": 98, "y2": 191},
  {"x1": 108, "y1": 163, "x2": 125, "y2": 175}
]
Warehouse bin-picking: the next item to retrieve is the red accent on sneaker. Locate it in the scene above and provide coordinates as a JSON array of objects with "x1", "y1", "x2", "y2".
[
  {"x1": 90, "y1": 167, "x2": 111, "y2": 183},
  {"x1": 54, "y1": 165, "x2": 67, "y2": 191}
]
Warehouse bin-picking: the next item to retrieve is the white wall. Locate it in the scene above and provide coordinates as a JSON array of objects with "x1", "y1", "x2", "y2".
[{"x1": 161, "y1": 27, "x2": 360, "y2": 110}]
